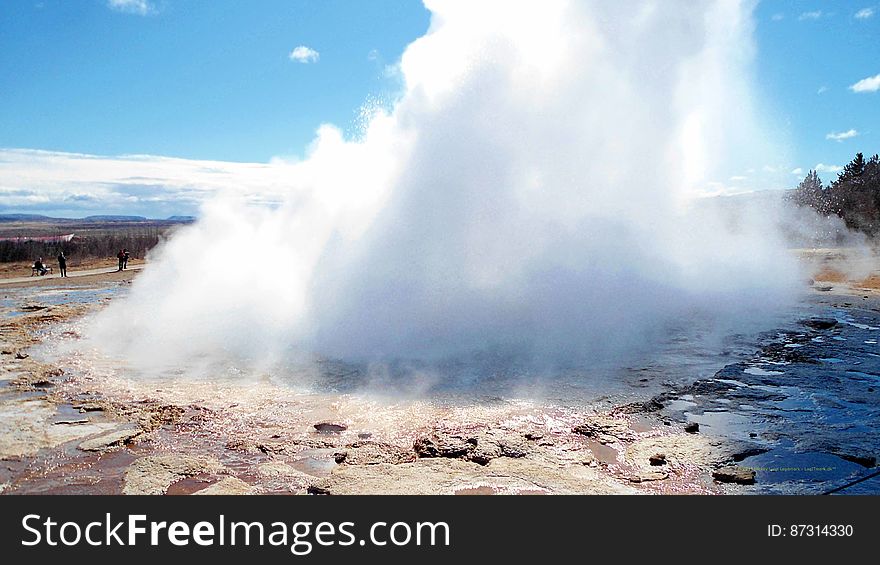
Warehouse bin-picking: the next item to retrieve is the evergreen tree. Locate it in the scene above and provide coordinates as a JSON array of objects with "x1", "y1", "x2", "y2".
[
  {"x1": 789, "y1": 151, "x2": 880, "y2": 237},
  {"x1": 836, "y1": 152, "x2": 867, "y2": 186},
  {"x1": 791, "y1": 169, "x2": 824, "y2": 210}
]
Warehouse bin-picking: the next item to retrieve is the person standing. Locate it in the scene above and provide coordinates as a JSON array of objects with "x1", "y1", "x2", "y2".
[
  {"x1": 122, "y1": 249, "x2": 130, "y2": 270},
  {"x1": 57, "y1": 251, "x2": 67, "y2": 278},
  {"x1": 117, "y1": 249, "x2": 125, "y2": 272}
]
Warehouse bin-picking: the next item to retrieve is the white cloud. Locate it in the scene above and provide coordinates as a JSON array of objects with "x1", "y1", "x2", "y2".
[
  {"x1": 856, "y1": 7, "x2": 875, "y2": 19},
  {"x1": 0, "y1": 148, "x2": 301, "y2": 217},
  {"x1": 289, "y1": 46, "x2": 320, "y2": 64},
  {"x1": 798, "y1": 10, "x2": 824, "y2": 20},
  {"x1": 771, "y1": 13, "x2": 785, "y2": 21},
  {"x1": 815, "y1": 163, "x2": 843, "y2": 173},
  {"x1": 826, "y1": 129, "x2": 859, "y2": 142},
  {"x1": 729, "y1": 175, "x2": 748, "y2": 181},
  {"x1": 107, "y1": 0, "x2": 155, "y2": 16},
  {"x1": 791, "y1": 168, "x2": 804, "y2": 175},
  {"x1": 850, "y1": 73, "x2": 880, "y2": 93},
  {"x1": 817, "y1": 85, "x2": 828, "y2": 95}
]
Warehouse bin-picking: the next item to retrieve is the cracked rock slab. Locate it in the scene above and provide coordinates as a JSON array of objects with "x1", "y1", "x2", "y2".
[
  {"x1": 77, "y1": 426, "x2": 142, "y2": 452},
  {"x1": 310, "y1": 456, "x2": 638, "y2": 495},
  {"x1": 123, "y1": 455, "x2": 225, "y2": 495}
]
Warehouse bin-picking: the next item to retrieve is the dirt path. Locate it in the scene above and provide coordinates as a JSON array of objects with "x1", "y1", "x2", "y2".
[{"x1": 0, "y1": 264, "x2": 144, "y2": 287}]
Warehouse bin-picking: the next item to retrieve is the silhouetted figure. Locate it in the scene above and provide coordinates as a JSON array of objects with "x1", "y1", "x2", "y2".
[
  {"x1": 32, "y1": 257, "x2": 48, "y2": 276},
  {"x1": 122, "y1": 249, "x2": 130, "y2": 270},
  {"x1": 117, "y1": 250, "x2": 125, "y2": 272},
  {"x1": 57, "y1": 252, "x2": 67, "y2": 278}
]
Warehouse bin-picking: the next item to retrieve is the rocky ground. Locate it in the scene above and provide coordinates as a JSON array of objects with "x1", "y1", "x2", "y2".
[{"x1": 1, "y1": 259, "x2": 878, "y2": 495}]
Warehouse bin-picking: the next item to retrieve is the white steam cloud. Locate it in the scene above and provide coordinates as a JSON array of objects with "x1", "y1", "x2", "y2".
[{"x1": 89, "y1": 0, "x2": 801, "y2": 380}]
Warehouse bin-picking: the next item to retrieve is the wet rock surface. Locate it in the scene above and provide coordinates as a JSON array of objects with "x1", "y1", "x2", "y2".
[
  {"x1": 77, "y1": 426, "x2": 142, "y2": 451},
  {"x1": 413, "y1": 429, "x2": 531, "y2": 466},
  {"x1": 800, "y1": 318, "x2": 838, "y2": 330},
  {"x1": 713, "y1": 466, "x2": 756, "y2": 485},
  {"x1": 645, "y1": 299, "x2": 880, "y2": 493},
  {"x1": 314, "y1": 422, "x2": 348, "y2": 433},
  {"x1": 2, "y1": 275, "x2": 879, "y2": 495}
]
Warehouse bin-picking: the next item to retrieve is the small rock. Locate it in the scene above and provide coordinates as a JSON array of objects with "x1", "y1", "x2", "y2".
[
  {"x1": 138, "y1": 404, "x2": 185, "y2": 432},
  {"x1": 14, "y1": 351, "x2": 29, "y2": 360},
  {"x1": 649, "y1": 453, "x2": 667, "y2": 466},
  {"x1": 629, "y1": 471, "x2": 668, "y2": 483},
  {"x1": 524, "y1": 431, "x2": 544, "y2": 441},
  {"x1": 573, "y1": 416, "x2": 634, "y2": 442},
  {"x1": 52, "y1": 418, "x2": 90, "y2": 425},
  {"x1": 72, "y1": 402, "x2": 105, "y2": 413},
  {"x1": 78, "y1": 427, "x2": 142, "y2": 452},
  {"x1": 801, "y1": 318, "x2": 837, "y2": 330},
  {"x1": 684, "y1": 422, "x2": 700, "y2": 434},
  {"x1": 498, "y1": 438, "x2": 529, "y2": 459},
  {"x1": 224, "y1": 439, "x2": 257, "y2": 453},
  {"x1": 469, "y1": 440, "x2": 502, "y2": 465},
  {"x1": 712, "y1": 465, "x2": 756, "y2": 485},
  {"x1": 314, "y1": 422, "x2": 347, "y2": 433},
  {"x1": 307, "y1": 483, "x2": 332, "y2": 495},
  {"x1": 413, "y1": 432, "x2": 474, "y2": 459},
  {"x1": 256, "y1": 441, "x2": 286, "y2": 454}
]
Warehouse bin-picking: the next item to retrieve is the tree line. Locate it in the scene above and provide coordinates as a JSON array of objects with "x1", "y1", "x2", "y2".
[
  {"x1": 0, "y1": 229, "x2": 163, "y2": 264},
  {"x1": 789, "y1": 152, "x2": 880, "y2": 236}
]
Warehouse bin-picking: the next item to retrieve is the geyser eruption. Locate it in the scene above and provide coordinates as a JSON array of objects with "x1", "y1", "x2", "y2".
[{"x1": 90, "y1": 0, "x2": 800, "y2": 376}]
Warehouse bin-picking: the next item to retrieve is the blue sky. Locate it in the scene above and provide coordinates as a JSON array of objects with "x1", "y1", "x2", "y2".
[
  {"x1": 0, "y1": 0, "x2": 878, "y2": 216},
  {"x1": 752, "y1": 0, "x2": 879, "y2": 184},
  {"x1": 1, "y1": 0, "x2": 430, "y2": 162}
]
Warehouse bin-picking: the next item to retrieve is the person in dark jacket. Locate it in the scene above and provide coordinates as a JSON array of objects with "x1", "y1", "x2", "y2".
[
  {"x1": 57, "y1": 252, "x2": 67, "y2": 277},
  {"x1": 117, "y1": 250, "x2": 125, "y2": 272},
  {"x1": 33, "y1": 257, "x2": 48, "y2": 276}
]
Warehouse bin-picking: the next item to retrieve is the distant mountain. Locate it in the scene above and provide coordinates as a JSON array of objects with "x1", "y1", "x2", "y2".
[
  {"x1": 0, "y1": 213, "x2": 55, "y2": 222},
  {"x1": 82, "y1": 215, "x2": 149, "y2": 222},
  {"x1": 0, "y1": 213, "x2": 195, "y2": 223}
]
